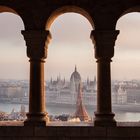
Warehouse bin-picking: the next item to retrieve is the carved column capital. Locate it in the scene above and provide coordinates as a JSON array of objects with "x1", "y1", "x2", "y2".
[
  {"x1": 90, "y1": 30, "x2": 120, "y2": 59},
  {"x1": 22, "y1": 30, "x2": 52, "y2": 60}
]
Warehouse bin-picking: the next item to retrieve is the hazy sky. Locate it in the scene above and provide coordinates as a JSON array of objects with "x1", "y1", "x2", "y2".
[{"x1": 0, "y1": 12, "x2": 140, "y2": 81}]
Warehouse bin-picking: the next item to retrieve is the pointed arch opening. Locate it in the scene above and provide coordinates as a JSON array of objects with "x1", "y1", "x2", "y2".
[{"x1": 46, "y1": 6, "x2": 94, "y2": 30}]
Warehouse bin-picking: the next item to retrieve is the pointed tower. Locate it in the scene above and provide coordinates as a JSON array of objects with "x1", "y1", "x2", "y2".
[
  {"x1": 87, "y1": 77, "x2": 90, "y2": 86},
  {"x1": 75, "y1": 65, "x2": 77, "y2": 72},
  {"x1": 75, "y1": 83, "x2": 90, "y2": 121},
  {"x1": 50, "y1": 77, "x2": 53, "y2": 84},
  {"x1": 63, "y1": 77, "x2": 65, "y2": 85}
]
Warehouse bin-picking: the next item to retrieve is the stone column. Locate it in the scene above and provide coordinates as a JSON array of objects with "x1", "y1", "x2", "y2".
[
  {"x1": 22, "y1": 30, "x2": 51, "y2": 126},
  {"x1": 90, "y1": 30, "x2": 119, "y2": 126}
]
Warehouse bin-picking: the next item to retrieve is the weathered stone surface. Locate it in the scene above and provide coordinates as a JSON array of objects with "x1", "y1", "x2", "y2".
[
  {"x1": 0, "y1": 126, "x2": 34, "y2": 136},
  {"x1": 0, "y1": 125, "x2": 139, "y2": 139},
  {"x1": 107, "y1": 127, "x2": 133, "y2": 138}
]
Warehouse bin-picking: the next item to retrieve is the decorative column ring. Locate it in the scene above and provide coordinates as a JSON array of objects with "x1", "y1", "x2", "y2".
[
  {"x1": 22, "y1": 30, "x2": 51, "y2": 126},
  {"x1": 90, "y1": 30, "x2": 120, "y2": 126}
]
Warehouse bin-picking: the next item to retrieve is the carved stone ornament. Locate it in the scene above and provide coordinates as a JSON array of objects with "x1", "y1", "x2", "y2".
[
  {"x1": 90, "y1": 30, "x2": 120, "y2": 59},
  {"x1": 22, "y1": 30, "x2": 52, "y2": 60}
]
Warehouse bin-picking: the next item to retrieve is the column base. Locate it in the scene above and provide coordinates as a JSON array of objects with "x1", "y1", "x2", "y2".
[
  {"x1": 24, "y1": 112, "x2": 49, "y2": 126},
  {"x1": 94, "y1": 112, "x2": 116, "y2": 127}
]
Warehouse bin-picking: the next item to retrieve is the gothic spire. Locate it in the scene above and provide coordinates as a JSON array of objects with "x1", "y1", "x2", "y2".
[
  {"x1": 75, "y1": 83, "x2": 90, "y2": 121},
  {"x1": 75, "y1": 65, "x2": 77, "y2": 72}
]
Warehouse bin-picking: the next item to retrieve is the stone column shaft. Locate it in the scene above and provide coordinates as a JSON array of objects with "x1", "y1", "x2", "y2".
[
  {"x1": 29, "y1": 59, "x2": 45, "y2": 113},
  {"x1": 97, "y1": 58, "x2": 112, "y2": 113},
  {"x1": 91, "y1": 30, "x2": 119, "y2": 126}
]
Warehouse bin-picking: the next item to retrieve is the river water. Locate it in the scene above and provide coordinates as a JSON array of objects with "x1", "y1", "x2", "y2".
[{"x1": 0, "y1": 103, "x2": 140, "y2": 122}]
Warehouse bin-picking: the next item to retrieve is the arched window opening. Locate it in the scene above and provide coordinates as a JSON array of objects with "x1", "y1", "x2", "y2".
[
  {"x1": 46, "y1": 6, "x2": 94, "y2": 30},
  {"x1": 0, "y1": 12, "x2": 29, "y2": 121},
  {"x1": 112, "y1": 12, "x2": 140, "y2": 122},
  {"x1": 45, "y1": 13, "x2": 96, "y2": 123}
]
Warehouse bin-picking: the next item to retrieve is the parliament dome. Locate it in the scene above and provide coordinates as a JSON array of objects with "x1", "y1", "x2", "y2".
[{"x1": 70, "y1": 66, "x2": 81, "y2": 83}]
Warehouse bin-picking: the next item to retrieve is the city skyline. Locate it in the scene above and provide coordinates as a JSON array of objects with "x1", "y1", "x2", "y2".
[{"x1": 0, "y1": 12, "x2": 140, "y2": 80}]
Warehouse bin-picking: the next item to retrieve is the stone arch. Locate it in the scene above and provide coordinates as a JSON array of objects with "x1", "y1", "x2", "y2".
[
  {"x1": 0, "y1": 5, "x2": 25, "y2": 28},
  {"x1": 121, "y1": 6, "x2": 140, "y2": 17},
  {"x1": 0, "y1": 6, "x2": 18, "y2": 14},
  {"x1": 115, "y1": 6, "x2": 140, "y2": 29},
  {"x1": 46, "y1": 6, "x2": 94, "y2": 30},
  {"x1": 0, "y1": 5, "x2": 25, "y2": 29}
]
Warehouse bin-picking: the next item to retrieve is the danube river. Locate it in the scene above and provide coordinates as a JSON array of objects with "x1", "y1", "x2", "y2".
[{"x1": 0, "y1": 103, "x2": 140, "y2": 122}]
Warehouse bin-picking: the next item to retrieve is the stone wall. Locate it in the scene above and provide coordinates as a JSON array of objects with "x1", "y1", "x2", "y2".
[{"x1": 0, "y1": 122, "x2": 140, "y2": 140}]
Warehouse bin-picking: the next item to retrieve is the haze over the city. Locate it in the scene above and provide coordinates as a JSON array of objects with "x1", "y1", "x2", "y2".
[{"x1": 0, "y1": 12, "x2": 140, "y2": 80}]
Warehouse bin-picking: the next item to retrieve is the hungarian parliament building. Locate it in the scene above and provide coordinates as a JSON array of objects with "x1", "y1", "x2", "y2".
[{"x1": 46, "y1": 66, "x2": 129, "y2": 106}]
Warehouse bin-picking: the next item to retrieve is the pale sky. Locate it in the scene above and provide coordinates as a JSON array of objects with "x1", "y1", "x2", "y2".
[
  {"x1": 0, "y1": 12, "x2": 140, "y2": 81},
  {"x1": 113, "y1": 13, "x2": 140, "y2": 80}
]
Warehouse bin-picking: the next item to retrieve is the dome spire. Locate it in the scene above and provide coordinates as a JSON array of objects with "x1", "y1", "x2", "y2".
[
  {"x1": 75, "y1": 65, "x2": 77, "y2": 72},
  {"x1": 70, "y1": 65, "x2": 81, "y2": 85}
]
